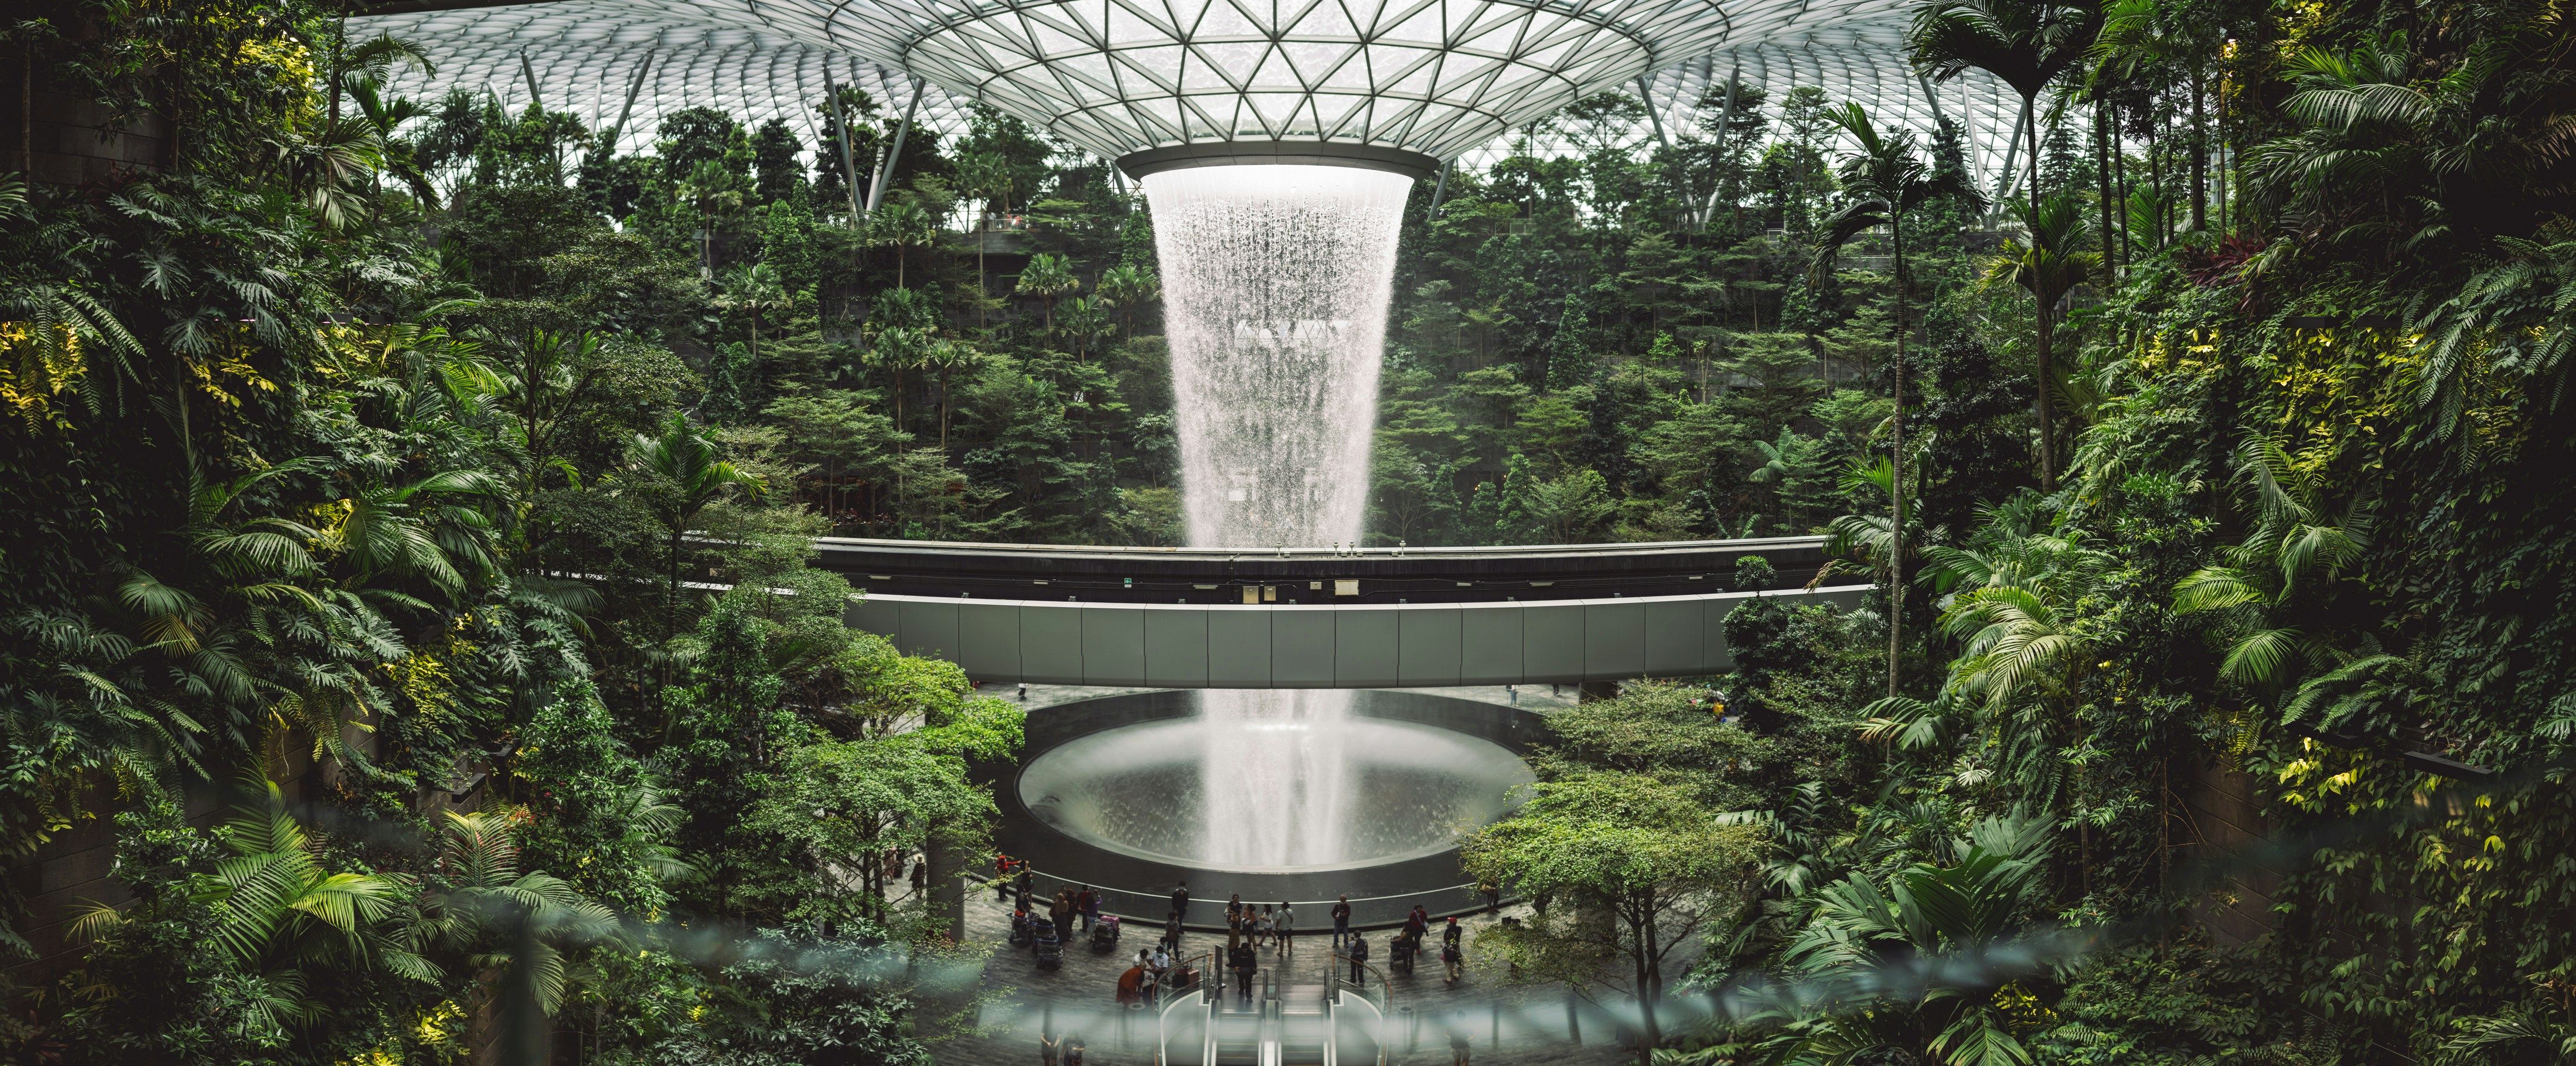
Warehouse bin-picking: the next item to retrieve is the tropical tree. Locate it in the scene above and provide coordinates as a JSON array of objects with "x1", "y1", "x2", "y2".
[
  {"x1": 631, "y1": 414, "x2": 767, "y2": 636},
  {"x1": 866, "y1": 200, "x2": 939, "y2": 289},
  {"x1": 1756, "y1": 813, "x2": 2056, "y2": 1066},
  {"x1": 1981, "y1": 194, "x2": 2101, "y2": 490},
  {"x1": 716, "y1": 261, "x2": 792, "y2": 367},
  {"x1": 1813, "y1": 102, "x2": 1986, "y2": 696},
  {"x1": 76, "y1": 781, "x2": 436, "y2": 1031},
  {"x1": 1461, "y1": 772, "x2": 1765, "y2": 1066},
  {"x1": 1095, "y1": 262, "x2": 1161, "y2": 336},
  {"x1": 1015, "y1": 252, "x2": 1079, "y2": 332},
  {"x1": 1912, "y1": 0, "x2": 2102, "y2": 488},
  {"x1": 415, "y1": 810, "x2": 620, "y2": 1016},
  {"x1": 2170, "y1": 436, "x2": 2376, "y2": 707}
]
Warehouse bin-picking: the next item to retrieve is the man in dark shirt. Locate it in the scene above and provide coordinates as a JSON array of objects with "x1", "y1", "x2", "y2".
[
  {"x1": 1229, "y1": 940, "x2": 1258, "y2": 999},
  {"x1": 1171, "y1": 881, "x2": 1190, "y2": 923},
  {"x1": 1330, "y1": 895, "x2": 1352, "y2": 949},
  {"x1": 1346, "y1": 935, "x2": 1369, "y2": 985}
]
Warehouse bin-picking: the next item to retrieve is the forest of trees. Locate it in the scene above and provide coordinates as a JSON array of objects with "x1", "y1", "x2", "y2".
[{"x1": 6, "y1": 0, "x2": 2576, "y2": 1060}]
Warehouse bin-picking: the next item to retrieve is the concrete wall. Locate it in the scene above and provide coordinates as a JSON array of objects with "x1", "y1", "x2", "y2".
[{"x1": 847, "y1": 586, "x2": 1872, "y2": 687}]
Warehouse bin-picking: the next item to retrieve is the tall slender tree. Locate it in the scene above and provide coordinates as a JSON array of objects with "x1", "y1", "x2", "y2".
[
  {"x1": 1813, "y1": 103, "x2": 1986, "y2": 698},
  {"x1": 1911, "y1": 0, "x2": 2104, "y2": 489}
]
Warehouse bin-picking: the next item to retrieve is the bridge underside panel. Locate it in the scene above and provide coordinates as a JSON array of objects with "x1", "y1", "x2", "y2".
[{"x1": 846, "y1": 587, "x2": 1870, "y2": 688}]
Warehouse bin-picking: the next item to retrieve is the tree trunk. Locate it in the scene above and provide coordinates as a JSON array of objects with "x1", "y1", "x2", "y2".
[
  {"x1": 1627, "y1": 909, "x2": 1659, "y2": 1066},
  {"x1": 2035, "y1": 297, "x2": 2056, "y2": 492},
  {"x1": 2095, "y1": 104, "x2": 2118, "y2": 278},
  {"x1": 1888, "y1": 221, "x2": 1906, "y2": 698},
  {"x1": 2190, "y1": 63, "x2": 2209, "y2": 231},
  {"x1": 2025, "y1": 94, "x2": 2053, "y2": 492}
]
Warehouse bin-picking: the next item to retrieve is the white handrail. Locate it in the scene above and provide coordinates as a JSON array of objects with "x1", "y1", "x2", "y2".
[{"x1": 1157, "y1": 987, "x2": 1207, "y2": 1066}]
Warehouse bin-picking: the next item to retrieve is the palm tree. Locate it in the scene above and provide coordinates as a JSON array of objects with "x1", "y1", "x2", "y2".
[
  {"x1": 1911, "y1": 0, "x2": 2102, "y2": 488},
  {"x1": 1981, "y1": 194, "x2": 2101, "y2": 490},
  {"x1": 715, "y1": 262, "x2": 792, "y2": 368},
  {"x1": 922, "y1": 337, "x2": 984, "y2": 449},
  {"x1": 1015, "y1": 252, "x2": 1079, "y2": 332},
  {"x1": 1096, "y1": 263, "x2": 1161, "y2": 336},
  {"x1": 77, "y1": 781, "x2": 435, "y2": 1031},
  {"x1": 1814, "y1": 103, "x2": 1987, "y2": 697},
  {"x1": 632, "y1": 414, "x2": 766, "y2": 636},
  {"x1": 417, "y1": 810, "x2": 619, "y2": 1017},
  {"x1": 867, "y1": 201, "x2": 938, "y2": 288},
  {"x1": 1762, "y1": 813, "x2": 2055, "y2": 1066},
  {"x1": 2171, "y1": 436, "x2": 2376, "y2": 705}
]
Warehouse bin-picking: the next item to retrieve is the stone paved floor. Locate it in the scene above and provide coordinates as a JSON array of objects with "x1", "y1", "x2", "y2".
[{"x1": 926, "y1": 887, "x2": 1640, "y2": 1066}]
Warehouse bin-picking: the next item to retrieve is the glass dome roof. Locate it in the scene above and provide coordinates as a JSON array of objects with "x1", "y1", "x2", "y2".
[{"x1": 357, "y1": 0, "x2": 2020, "y2": 178}]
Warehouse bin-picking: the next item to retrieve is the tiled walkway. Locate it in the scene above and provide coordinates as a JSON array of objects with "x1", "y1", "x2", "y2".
[{"x1": 925, "y1": 888, "x2": 1643, "y2": 1066}]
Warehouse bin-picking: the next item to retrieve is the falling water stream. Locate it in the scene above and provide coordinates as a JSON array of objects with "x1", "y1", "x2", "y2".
[{"x1": 1142, "y1": 164, "x2": 1412, "y2": 869}]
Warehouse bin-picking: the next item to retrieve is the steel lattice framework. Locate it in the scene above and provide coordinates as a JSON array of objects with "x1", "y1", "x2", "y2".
[{"x1": 357, "y1": 0, "x2": 2022, "y2": 180}]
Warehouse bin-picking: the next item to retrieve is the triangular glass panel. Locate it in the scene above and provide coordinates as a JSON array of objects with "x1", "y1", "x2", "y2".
[
  {"x1": 1309, "y1": 91, "x2": 1362, "y2": 134},
  {"x1": 1321, "y1": 47, "x2": 1371, "y2": 89},
  {"x1": 1289, "y1": 0, "x2": 1356, "y2": 38},
  {"x1": 1120, "y1": 45, "x2": 1187, "y2": 88},
  {"x1": 1195, "y1": 40, "x2": 1265, "y2": 83},
  {"x1": 1030, "y1": 19, "x2": 1092, "y2": 58},
  {"x1": 1248, "y1": 45, "x2": 1299, "y2": 87},
  {"x1": 1385, "y1": 56, "x2": 1436, "y2": 96},
  {"x1": 1380, "y1": 2, "x2": 1444, "y2": 43},
  {"x1": 1246, "y1": 91, "x2": 1300, "y2": 133},
  {"x1": 1180, "y1": 50, "x2": 1233, "y2": 89},
  {"x1": 1195, "y1": 0, "x2": 1258, "y2": 37},
  {"x1": 1061, "y1": 1, "x2": 1109, "y2": 43},
  {"x1": 1108, "y1": 0, "x2": 1168, "y2": 42},
  {"x1": 1286, "y1": 41, "x2": 1350, "y2": 84}
]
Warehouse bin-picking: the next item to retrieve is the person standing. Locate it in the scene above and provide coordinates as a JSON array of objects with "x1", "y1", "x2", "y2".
[
  {"x1": 1331, "y1": 895, "x2": 1352, "y2": 949},
  {"x1": 1117, "y1": 960, "x2": 1145, "y2": 1007},
  {"x1": 1040, "y1": 1030, "x2": 1061, "y2": 1066},
  {"x1": 1403, "y1": 905, "x2": 1428, "y2": 950},
  {"x1": 1066, "y1": 1034, "x2": 1086, "y2": 1066},
  {"x1": 1441, "y1": 937, "x2": 1463, "y2": 983},
  {"x1": 1230, "y1": 938, "x2": 1257, "y2": 1000},
  {"x1": 1275, "y1": 901, "x2": 1294, "y2": 955},
  {"x1": 1347, "y1": 935, "x2": 1369, "y2": 985},
  {"x1": 1050, "y1": 889, "x2": 1074, "y2": 936},
  {"x1": 1449, "y1": 1021, "x2": 1471, "y2": 1066},
  {"x1": 911, "y1": 854, "x2": 929, "y2": 896},
  {"x1": 1163, "y1": 910, "x2": 1184, "y2": 953},
  {"x1": 994, "y1": 854, "x2": 1014, "y2": 901},
  {"x1": 1255, "y1": 904, "x2": 1274, "y2": 950},
  {"x1": 1171, "y1": 881, "x2": 1191, "y2": 924}
]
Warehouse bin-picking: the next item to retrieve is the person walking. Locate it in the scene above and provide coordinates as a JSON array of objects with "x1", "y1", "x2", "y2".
[
  {"x1": 1449, "y1": 1021, "x2": 1471, "y2": 1066},
  {"x1": 911, "y1": 854, "x2": 929, "y2": 896},
  {"x1": 994, "y1": 854, "x2": 1014, "y2": 901},
  {"x1": 1441, "y1": 937, "x2": 1463, "y2": 983},
  {"x1": 1040, "y1": 1030, "x2": 1061, "y2": 1066},
  {"x1": 1276, "y1": 901, "x2": 1294, "y2": 955},
  {"x1": 1347, "y1": 934, "x2": 1369, "y2": 985},
  {"x1": 1078, "y1": 886, "x2": 1100, "y2": 934},
  {"x1": 1229, "y1": 938, "x2": 1257, "y2": 1000},
  {"x1": 1171, "y1": 881, "x2": 1191, "y2": 924},
  {"x1": 1255, "y1": 904, "x2": 1274, "y2": 951},
  {"x1": 1066, "y1": 1034, "x2": 1086, "y2": 1066},
  {"x1": 1403, "y1": 905, "x2": 1428, "y2": 951},
  {"x1": 1014, "y1": 866, "x2": 1033, "y2": 911},
  {"x1": 1331, "y1": 895, "x2": 1352, "y2": 949}
]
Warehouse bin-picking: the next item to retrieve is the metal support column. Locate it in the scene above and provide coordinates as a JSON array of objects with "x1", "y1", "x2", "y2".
[
  {"x1": 823, "y1": 67, "x2": 863, "y2": 223},
  {"x1": 866, "y1": 76, "x2": 925, "y2": 214},
  {"x1": 1693, "y1": 63, "x2": 1740, "y2": 230}
]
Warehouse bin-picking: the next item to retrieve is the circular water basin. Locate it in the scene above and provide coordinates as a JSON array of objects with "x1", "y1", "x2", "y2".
[{"x1": 1016, "y1": 707, "x2": 1535, "y2": 874}]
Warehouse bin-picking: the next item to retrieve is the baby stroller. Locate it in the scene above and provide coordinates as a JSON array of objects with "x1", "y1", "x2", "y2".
[
  {"x1": 1089, "y1": 914, "x2": 1122, "y2": 952},
  {"x1": 1032, "y1": 916, "x2": 1063, "y2": 969},
  {"x1": 1391, "y1": 933, "x2": 1417, "y2": 977},
  {"x1": 1009, "y1": 908, "x2": 1034, "y2": 948}
]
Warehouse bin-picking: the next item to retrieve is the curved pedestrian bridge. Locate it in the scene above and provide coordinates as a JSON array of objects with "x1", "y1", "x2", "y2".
[{"x1": 825, "y1": 536, "x2": 1870, "y2": 687}]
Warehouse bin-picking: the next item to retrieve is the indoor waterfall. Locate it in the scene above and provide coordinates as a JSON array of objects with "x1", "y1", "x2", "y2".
[{"x1": 1142, "y1": 164, "x2": 1412, "y2": 869}]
